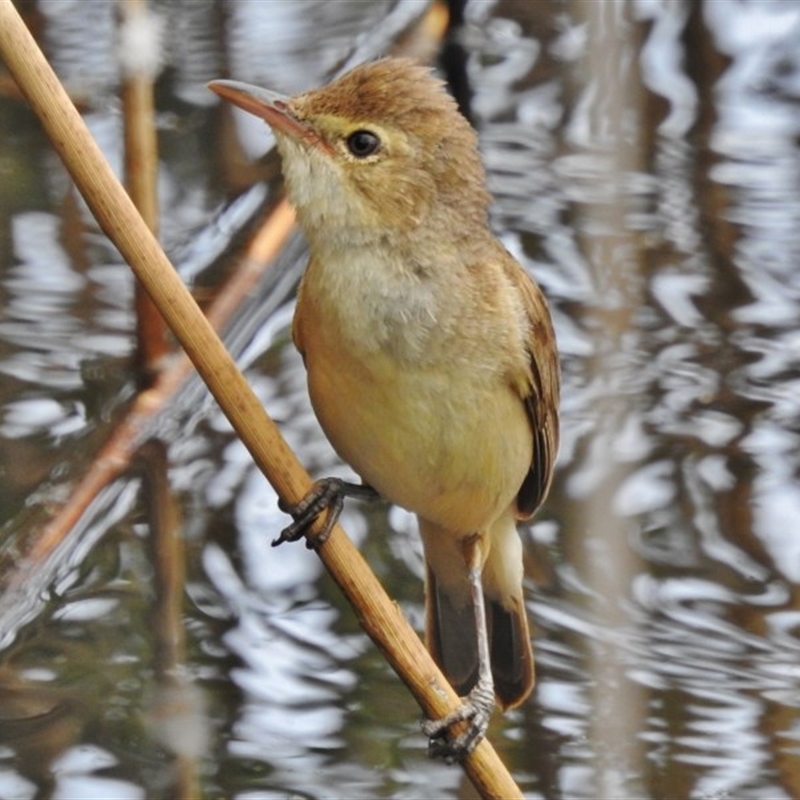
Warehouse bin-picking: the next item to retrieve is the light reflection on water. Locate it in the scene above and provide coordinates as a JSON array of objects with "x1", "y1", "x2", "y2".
[{"x1": 0, "y1": 1, "x2": 799, "y2": 798}]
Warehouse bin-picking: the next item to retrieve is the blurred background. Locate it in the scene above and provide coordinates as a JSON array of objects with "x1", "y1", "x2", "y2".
[{"x1": 1, "y1": 0, "x2": 800, "y2": 797}]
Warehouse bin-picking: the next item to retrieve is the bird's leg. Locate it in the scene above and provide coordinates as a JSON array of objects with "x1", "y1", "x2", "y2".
[
  {"x1": 273, "y1": 478, "x2": 380, "y2": 549},
  {"x1": 422, "y1": 538, "x2": 495, "y2": 762}
]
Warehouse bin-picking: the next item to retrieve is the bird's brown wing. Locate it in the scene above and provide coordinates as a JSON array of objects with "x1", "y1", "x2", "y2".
[{"x1": 511, "y1": 266, "x2": 560, "y2": 519}]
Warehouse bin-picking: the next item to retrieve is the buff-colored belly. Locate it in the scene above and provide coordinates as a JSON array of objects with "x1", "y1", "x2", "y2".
[{"x1": 304, "y1": 342, "x2": 531, "y2": 535}]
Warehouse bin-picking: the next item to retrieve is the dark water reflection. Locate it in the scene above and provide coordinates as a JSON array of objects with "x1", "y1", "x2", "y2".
[{"x1": 1, "y1": 1, "x2": 800, "y2": 798}]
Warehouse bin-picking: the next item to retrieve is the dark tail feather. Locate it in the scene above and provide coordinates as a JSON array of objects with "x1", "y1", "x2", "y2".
[
  {"x1": 487, "y1": 594, "x2": 534, "y2": 710},
  {"x1": 425, "y1": 564, "x2": 534, "y2": 708},
  {"x1": 425, "y1": 563, "x2": 478, "y2": 696}
]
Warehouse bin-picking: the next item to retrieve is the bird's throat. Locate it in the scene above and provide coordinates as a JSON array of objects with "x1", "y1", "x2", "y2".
[{"x1": 302, "y1": 242, "x2": 443, "y2": 363}]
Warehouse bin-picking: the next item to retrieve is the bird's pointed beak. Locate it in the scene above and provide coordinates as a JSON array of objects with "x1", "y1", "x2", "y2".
[{"x1": 208, "y1": 79, "x2": 331, "y2": 154}]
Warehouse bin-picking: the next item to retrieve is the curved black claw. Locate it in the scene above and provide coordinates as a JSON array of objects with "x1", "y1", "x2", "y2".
[
  {"x1": 273, "y1": 478, "x2": 380, "y2": 550},
  {"x1": 273, "y1": 478, "x2": 347, "y2": 549},
  {"x1": 421, "y1": 680, "x2": 495, "y2": 763}
]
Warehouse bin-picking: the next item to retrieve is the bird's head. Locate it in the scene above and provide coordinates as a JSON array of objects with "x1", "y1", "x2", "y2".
[{"x1": 209, "y1": 58, "x2": 489, "y2": 249}]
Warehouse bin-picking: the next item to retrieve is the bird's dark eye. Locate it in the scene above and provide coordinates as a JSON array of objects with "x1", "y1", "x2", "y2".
[{"x1": 346, "y1": 130, "x2": 380, "y2": 158}]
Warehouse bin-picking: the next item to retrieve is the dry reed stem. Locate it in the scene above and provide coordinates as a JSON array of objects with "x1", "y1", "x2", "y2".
[
  {"x1": 10, "y1": 197, "x2": 295, "y2": 574},
  {"x1": 0, "y1": 3, "x2": 297, "y2": 583},
  {"x1": 120, "y1": 0, "x2": 170, "y2": 378},
  {"x1": 0, "y1": 3, "x2": 524, "y2": 797}
]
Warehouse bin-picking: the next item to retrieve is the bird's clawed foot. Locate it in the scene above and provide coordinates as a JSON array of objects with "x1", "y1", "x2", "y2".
[
  {"x1": 273, "y1": 478, "x2": 379, "y2": 549},
  {"x1": 422, "y1": 679, "x2": 495, "y2": 763}
]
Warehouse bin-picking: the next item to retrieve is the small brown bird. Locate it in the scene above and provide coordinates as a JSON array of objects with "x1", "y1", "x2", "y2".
[{"x1": 209, "y1": 58, "x2": 559, "y2": 759}]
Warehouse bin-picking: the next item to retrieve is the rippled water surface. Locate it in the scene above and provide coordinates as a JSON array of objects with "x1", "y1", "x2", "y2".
[{"x1": 1, "y1": 1, "x2": 800, "y2": 798}]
